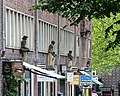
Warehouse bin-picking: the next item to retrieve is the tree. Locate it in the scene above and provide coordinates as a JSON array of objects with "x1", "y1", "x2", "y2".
[
  {"x1": 32, "y1": 0, "x2": 120, "y2": 49},
  {"x1": 3, "y1": 75, "x2": 24, "y2": 96},
  {"x1": 34, "y1": 0, "x2": 120, "y2": 25},
  {"x1": 32, "y1": 0, "x2": 120, "y2": 74},
  {"x1": 92, "y1": 13, "x2": 120, "y2": 75},
  {"x1": 105, "y1": 17, "x2": 120, "y2": 51}
]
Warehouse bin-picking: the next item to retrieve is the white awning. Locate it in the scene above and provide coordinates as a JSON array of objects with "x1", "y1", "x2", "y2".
[
  {"x1": 92, "y1": 79, "x2": 103, "y2": 87},
  {"x1": 80, "y1": 71, "x2": 90, "y2": 76},
  {"x1": 80, "y1": 71, "x2": 103, "y2": 87},
  {"x1": 23, "y1": 62, "x2": 65, "y2": 79}
]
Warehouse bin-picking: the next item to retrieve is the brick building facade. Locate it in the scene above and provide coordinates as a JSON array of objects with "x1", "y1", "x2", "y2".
[
  {"x1": 102, "y1": 65, "x2": 120, "y2": 96},
  {"x1": 0, "y1": 0, "x2": 92, "y2": 96}
]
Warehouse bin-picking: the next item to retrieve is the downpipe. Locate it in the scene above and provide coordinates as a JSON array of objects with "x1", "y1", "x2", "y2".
[{"x1": 1, "y1": 0, "x2": 5, "y2": 57}]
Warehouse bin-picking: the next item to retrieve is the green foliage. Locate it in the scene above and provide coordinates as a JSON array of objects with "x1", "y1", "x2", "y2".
[
  {"x1": 34, "y1": 0, "x2": 120, "y2": 49},
  {"x1": 92, "y1": 14, "x2": 120, "y2": 75},
  {"x1": 4, "y1": 75, "x2": 24, "y2": 96},
  {"x1": 4, "y1": 76, "x2": 18, "y2": 96},
  {"x1": 105, "y1": 14, "x2": 120, "y2": 50},
  {"x1": 35, "y1": 0, "x2": 120, "y2": 25}
]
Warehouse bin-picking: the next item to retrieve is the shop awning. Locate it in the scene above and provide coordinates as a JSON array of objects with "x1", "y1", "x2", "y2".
[
  {"x1": 80, "y1": 71, "x2": 103, "y2": 87},
  {"x1": 92, "y1": 79, "x2": 103, "y2": 87},
  {"x1": 23, "y1": 62, "x2": 65, "y2": 79}
]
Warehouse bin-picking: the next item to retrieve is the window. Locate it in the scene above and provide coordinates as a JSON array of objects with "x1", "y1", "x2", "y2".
[
  {"x1": 38, "y1": 19, "x2": 75, "y2": 55},
  {"x1": 88, "y1": 39, "x2": 91, "y2": 58},
  {"x1": 5, "y1": 8, "x2": 34, "y2": 50},
  {"x1": 38, "y1": 82, "x2": 44, "y2": 96},
  {"x1": 5, "y1": 7, "x2": 79, "y2": 56}
]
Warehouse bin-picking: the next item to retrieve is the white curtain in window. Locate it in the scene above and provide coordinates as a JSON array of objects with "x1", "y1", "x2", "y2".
[{"x1": 5, "y1": 8, "x2": 34, "y2": 50}]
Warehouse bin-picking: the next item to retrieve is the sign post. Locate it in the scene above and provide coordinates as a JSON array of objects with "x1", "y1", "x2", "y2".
[
  {"x1": 67, "y1": 72, "x2": 74, "y2": 82},
  {"x1": 80, "y1": 75, "x2": 92, "y2": 96},
  {"x1": 80, "y1": 75, "x2": 92, "y2": 87}
]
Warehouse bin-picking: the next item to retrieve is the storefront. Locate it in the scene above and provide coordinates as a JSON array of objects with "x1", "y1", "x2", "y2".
[{"x1": 23, "y1": 62, "x2": 65, "y2": 96}]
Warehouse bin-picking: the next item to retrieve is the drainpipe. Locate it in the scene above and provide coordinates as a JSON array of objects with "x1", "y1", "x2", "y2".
[
  {"x1": 33, "y1": 0, "x2": 39, "y2": 96},
  {"x1": 1, "y1": 1, "x2": 5, "y2": 96},
  {"x1": 35, "y1": 0, "x2": 39, "y2": 61},
  {"x1": 57, "y1": 16, "x2": 60, "y2": 66},
  {"x1": 56, "y1": 15, "x2": 60, "y2": 96},
  {"x1": 1, "y1": 0, "x2": 5, "y2": 57},
  {"x1": 74, "y1": 25, "x2": 76, "y2": 65}
]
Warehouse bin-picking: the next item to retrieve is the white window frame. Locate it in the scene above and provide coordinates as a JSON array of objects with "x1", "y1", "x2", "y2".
[{"x1": 5, "y1": 7, "x2": 34, "y2": 50}]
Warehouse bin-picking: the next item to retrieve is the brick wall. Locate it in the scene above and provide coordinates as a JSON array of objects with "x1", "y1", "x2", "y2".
[
  {"x1": 0, "y1": 0, "x2": 81, "y2": 96},
  {"x1": 5, "y1": 0, "x2": 35, "y2": 16},
  {"x1": 0, "y1": 78, "x2": 3, "y2": 96},
  {"x1": 0, "y1": 1, "x2": 2, "y2": 96},
  {"x1": 4, "y1": 0, "x2": 78, "y2": 32},
  {"x1": 0, "y1": 0, "x2": 2, "y2": 48},
  {"x1": 3, "y1": 0, "x2": 81, "y2": 63},
  {"x1": 102, "y1": 66, "x2": 120, "y2": 96}
]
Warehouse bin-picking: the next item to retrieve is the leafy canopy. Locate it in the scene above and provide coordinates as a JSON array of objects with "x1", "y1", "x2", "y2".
[
  {"x1": 92, "y1": 13, "x2": 120, "y2": 75},
  {"x1": 35, "y1": 0, "x2": 120, "y2": 25},
  {"x1": 33, "y1": 0, "x2": 120, "y2": 49}
]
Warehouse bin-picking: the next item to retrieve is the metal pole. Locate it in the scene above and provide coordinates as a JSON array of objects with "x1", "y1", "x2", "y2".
[
  {"x1": 57, "y1": 15, "x2": 61, "y2": 96},
  {"x1": 2, "y1": 0, "x2": 5, "y2": 54},
  {"x1": 84, "y1": 87, "x2": 86, "y2": 96},
  {"x1": 35, "y1": 0, "x2": 39, "y2": 61},
  {"x1": 33, "y1": 0, "x2": 39, "y2": 96},
  {"x1": 74, "y1": 25, "x2": 76, "y2": 65},
  {"x1": 57, "y1": 16, "x2": 60, "y2": 65},
  {"x1": 1, "y1": 1, "x2": 5, "y2": 96}
]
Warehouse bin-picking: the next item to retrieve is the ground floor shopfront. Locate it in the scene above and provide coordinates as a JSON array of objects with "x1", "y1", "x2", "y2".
[
  {"x1": 24, "y1": 62, "x2": 65, "y2": 96},
  {"x1": 1, "y1": 60, "x2": 65, "y2": 96}
]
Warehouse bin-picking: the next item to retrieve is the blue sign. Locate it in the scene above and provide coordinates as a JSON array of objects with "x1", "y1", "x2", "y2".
[{"x1": 80, "y1": 75, "x2": 91, "y2": 81}]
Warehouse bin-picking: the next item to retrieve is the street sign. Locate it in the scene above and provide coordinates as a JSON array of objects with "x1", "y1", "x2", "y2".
[
  {"x1": 70, "y1": 75, "x2": 79, "y2": 85},
  {"x1": 80, "y1": 82, "x2": 92, "y2": 87},
  {"x1": 80, "y1": 75, "x2": 91, "y2": 81},
  {"x1": 80, "y1": 75, "x2": 92, "y2": 87},
  {"x1": 67, "y1": 72, "x2": 74, "y2": 82}
]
